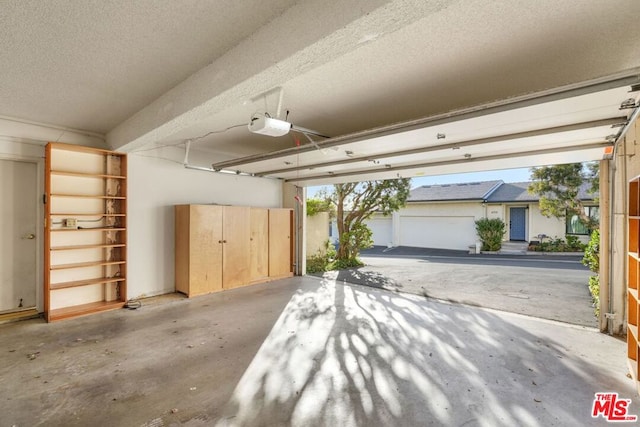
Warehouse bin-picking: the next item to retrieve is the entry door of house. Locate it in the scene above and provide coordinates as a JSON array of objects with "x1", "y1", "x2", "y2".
[
  {"x1": 0, "y1": 159, "x2": 38, "y2": 312},
  {"x1": 509, "y1": 207, "x2": 526, "y2": 241}
]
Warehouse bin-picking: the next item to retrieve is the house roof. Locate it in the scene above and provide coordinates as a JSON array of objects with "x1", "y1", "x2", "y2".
[
  {"x1": 408, "y1": 180, "x2": 598, "y2": 203},
  {"x1": 486, "y1": 181, "x2": 598, "y2": 203},
  {"x1": 408, "y1": 180, "x2": 503, "y2": 202}
]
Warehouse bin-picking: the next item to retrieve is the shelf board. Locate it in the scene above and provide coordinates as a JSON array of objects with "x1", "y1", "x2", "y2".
[
  {"x1": 50, "y1": 260, "x2": 126, "y2": 270},
  {"x1": 629, "y1": 357, "x2": 639, "y2": 382},
  {"x1": 50, "y1": 227, "x2": 126, "y2": 232},
  {"x1": 630, "y1": 252, "x2": 640, "y2": 262},
  {"x1": 630, "y1": 288, "x2": 639, "y2": 301},
  {"x1": 51, "y1": 243, "x2": 126, "y2": 251},
  {"x1": 51, "y1": 170, "x2": 126, "y2": 179},
  {"x1": 50, "y1": 276, "x2": 125, "y2": 290},
  {"x1": 50, "y1": 213, "x2": 126, "y2": 217},
  {"x1": 50, "y1": 193, "x2": 126, "y2": 199},
  {"x1": 630, "y1": 324, "x2": 638, "y2": 341},
  {"x1": 48, "y1": 300, "x2": 125, "y2": 322}
]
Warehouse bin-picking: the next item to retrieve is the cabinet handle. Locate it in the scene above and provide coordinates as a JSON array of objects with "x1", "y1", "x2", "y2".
[
  {"x1": 218, "y1": 240, "x2": 223, "y2": 243},
  {"x1": 223, "y1": 240, "x2": 227, "y2": 243}
]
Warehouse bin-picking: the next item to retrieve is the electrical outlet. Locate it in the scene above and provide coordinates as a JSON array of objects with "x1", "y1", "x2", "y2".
[{"x1": 62, "y1": 218, "x2": 78, "y2": 229}]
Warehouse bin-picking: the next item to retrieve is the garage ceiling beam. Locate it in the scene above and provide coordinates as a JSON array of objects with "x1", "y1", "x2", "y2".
[
  {"x1": 255, "y1": 117, "x2": 625, "y2": 176},
  {"x1": 211, "y1": 71, "x2": 640, "y2": 170},
  {"x1": 284, "y1": 141, "x2": 611, "y2": 183}
]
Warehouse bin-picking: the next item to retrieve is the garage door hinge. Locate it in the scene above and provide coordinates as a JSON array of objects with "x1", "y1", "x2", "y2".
[{"x1": 604, "y1": 312, "x2": 616, "y2": 319}]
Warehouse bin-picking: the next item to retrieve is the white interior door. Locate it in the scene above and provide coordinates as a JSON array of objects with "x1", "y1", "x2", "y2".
[{"x1": 0, "y1": 159, "x2": 37, "y2": 312}]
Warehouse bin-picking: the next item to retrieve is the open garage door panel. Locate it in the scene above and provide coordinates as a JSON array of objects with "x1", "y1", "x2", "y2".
[
  {"x1": 399, "y1": 216, "x2": 476, "y2": 251},
  {"x1": 211, "y1": 77, "x2": 639, "y2": 187}
]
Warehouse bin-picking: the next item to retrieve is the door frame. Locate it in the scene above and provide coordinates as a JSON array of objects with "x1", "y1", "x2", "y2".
[
  {"x1": 0, "y1": 143, "x2": 45, "y2": 313},
  {"x1": 509, "y1": 206, "x2": 528, "y2": 241}
]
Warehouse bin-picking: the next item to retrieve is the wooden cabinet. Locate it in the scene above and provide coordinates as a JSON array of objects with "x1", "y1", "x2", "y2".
[
  {"x1": 175, "y1": 205, "x2": 292, "y2": 297},
  {"x1": 44, "y1": 143, "x2": 127, "y2": 322},
  {"x1": 628, "y1": 177, "x2": 640, "y2": 392},
  {"x1": 221, "y1": 206, "x2": 251, "y2": 289},
  {"x1": 249, "y1": 208, "x2": 269, "y2": 283},
  {"x1": 175, "y1": 205, "x2": 223, "y2": 296},
  {"x1": 269, "y1": 208, "x2": 293, "y2": 278}
]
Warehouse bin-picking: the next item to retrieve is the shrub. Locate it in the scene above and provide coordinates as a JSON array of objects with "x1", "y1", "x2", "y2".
[
  {"x1": 529, "y1": 235, "x2": 585, "y2": 252},
  {"x1": 475, "y1": 218, "x2": 506, "y2": 251},
  {"x1": 305, "y1": 240, "x2": 337, "y2": 273},
  {"x1": 582, "y1": 230, "x2": 600, "y2": 316}
]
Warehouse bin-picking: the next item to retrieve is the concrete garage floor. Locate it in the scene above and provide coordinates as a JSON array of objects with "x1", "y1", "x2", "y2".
[
  {"x1": 341, "y1": 246, "x2": 597, "y2": 328},
  {"x1": 1, "y1": 276, "x2": 636, "y2": 426}
]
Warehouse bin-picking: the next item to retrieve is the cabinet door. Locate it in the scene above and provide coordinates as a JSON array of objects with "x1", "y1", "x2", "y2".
[
  {"x1": 190, "y1": 205, "x2": 223, "y2": 295},
  {"x1": 249, "y1": 208, "x2": 269, "y2": 283},
  {"x1": 269, "y1": 209, "x2": 293, "y2": 278},
  {"x1": 222, "y1": 206, "x2": 251, "y2": 289}
]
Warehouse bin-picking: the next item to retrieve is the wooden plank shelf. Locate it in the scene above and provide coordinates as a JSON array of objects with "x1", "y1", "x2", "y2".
[
  {"x1": 50, "y1": 276, "x2": 126, "y2": 291},
  {"x1": 51, "y1": 243, "x2": 126, "y2": 251},
  {"x1": 50, "y1": 260, "x2": 126, "y2": 270},
  {"x1": 51, "y1": 170, "x2": 126, "y2": 179},
  {"x1": 48, "y1": 300, "x2": 125, "y2": 322},
  {"x1": 50, "y1": 213, "x2": 126, "y2": 217},
  {"x1": 50, "y1": 227, "x2": 126, "y2": 232},
  {"x1": 50, "y1": 193, "x2": 126, "y2": 200}
]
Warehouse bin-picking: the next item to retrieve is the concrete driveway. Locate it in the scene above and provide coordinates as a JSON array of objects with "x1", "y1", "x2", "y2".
[{"x1": 320, "y1": 246, "x2": 596, "y2": 328}]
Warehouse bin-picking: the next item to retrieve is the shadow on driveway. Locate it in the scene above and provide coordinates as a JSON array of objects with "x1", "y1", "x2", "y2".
[{"x1": 314, "y1": 246, "x2": 596, "y2": 327}]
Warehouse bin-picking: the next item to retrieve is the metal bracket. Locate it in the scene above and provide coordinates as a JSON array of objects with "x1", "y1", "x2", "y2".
[
  {"x1": 604, "y1": 312, "x2": 616, "y2": 319},
  {"x1": 620, "y1": 98, "x2": 639, "y2": 110}
]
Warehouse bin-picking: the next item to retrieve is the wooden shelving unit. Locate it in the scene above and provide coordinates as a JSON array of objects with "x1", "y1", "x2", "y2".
[
  {"x1": 44, "y1": 143, "x2": 127, "y2": 322},
  {"x1": 628, "y1": 177, "x2": 640, "y2": 391}
]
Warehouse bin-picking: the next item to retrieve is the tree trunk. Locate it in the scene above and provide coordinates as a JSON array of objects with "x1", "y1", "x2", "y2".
[{"x1": 336, "y1": 196, "x2": 348, "y2": 260}]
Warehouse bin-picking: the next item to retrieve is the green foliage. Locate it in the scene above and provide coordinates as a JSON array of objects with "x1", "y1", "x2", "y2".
[
  {"x1": 582, "y1": 230, "x2": 600, "y2": 316},
  {"x1": 339, "y1": 222, "x2": 373, "y2": 257},
  {"x1": 475, "y1": 218, "x2": 506, "y2": 251},
  {"x1": 332, "y1": 257, "x2": 365, "y2": 270},
  {"x1": 529, "y1": 236, "x2": 585, "y2": 252},
  {"x1": 306, "y1": 198, "x2": 334, "y2": 217},
  {"x1": 582, "y1": 230, "x2": 599, "y2": 273},
  {"x1": 588, "y1": 275, "x2": 600, "y2": 317},
  {"x1": 305, "y1": 240, "x2": 337, "y2": 273},
  {"x1": 528, "y1": 162, "x2": 599, "y2": 228},
  {"x1": 326, "y1": 179, "x2": 411, "y2": 265}
]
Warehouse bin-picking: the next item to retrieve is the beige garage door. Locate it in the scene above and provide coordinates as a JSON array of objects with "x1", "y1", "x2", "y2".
[
  {"x1": 366, "y1": 217, "x2": 393, "y2": 247},
  {"x1": 399, "y1": 216, "x2": 476, "y2": 250}
]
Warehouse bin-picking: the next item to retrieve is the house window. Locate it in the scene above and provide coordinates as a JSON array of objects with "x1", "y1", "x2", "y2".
[{"x1": 566, "y1": 206, "x2": 599, "y2": 235}]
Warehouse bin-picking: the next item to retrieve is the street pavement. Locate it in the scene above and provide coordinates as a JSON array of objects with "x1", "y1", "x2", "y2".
[{"x1": 317, "y1": 246, "x2": 596, "y2": 327}]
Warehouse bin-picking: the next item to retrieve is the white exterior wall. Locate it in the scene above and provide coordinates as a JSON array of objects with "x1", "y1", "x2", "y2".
[
  {"x1": 528, "y1": 205, "x2": 566, "y2": 241},
  {"x1": 306, "y1": 212, "x2": 330, "y2": 256},
  {"x1": 485, "y1": 204, "x2": 504, "y2": 221},
  {"x1": 398, "y1": 202, "x2": 485, "y2": 250},
  {"x1": 127, "y1": 149, "x2": 282, "y2": 299}
]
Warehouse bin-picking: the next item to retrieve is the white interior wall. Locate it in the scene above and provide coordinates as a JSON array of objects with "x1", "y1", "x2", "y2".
[{"x1": 127, "y1": 148, "x2": 282, "y2": 299}]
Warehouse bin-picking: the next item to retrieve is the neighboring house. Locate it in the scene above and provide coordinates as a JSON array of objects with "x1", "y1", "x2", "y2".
[{"x1": 361, "y1": 180, "x2": 598, "y2": 251}]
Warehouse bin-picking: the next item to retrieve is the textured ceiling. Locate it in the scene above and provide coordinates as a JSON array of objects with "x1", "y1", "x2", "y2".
[
  {"x1": 0, "y1": 0, "x2": 297, "y2": 133},
  {"x1": 1, "y1": 0, "x2": 640, "y2": 182}
]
